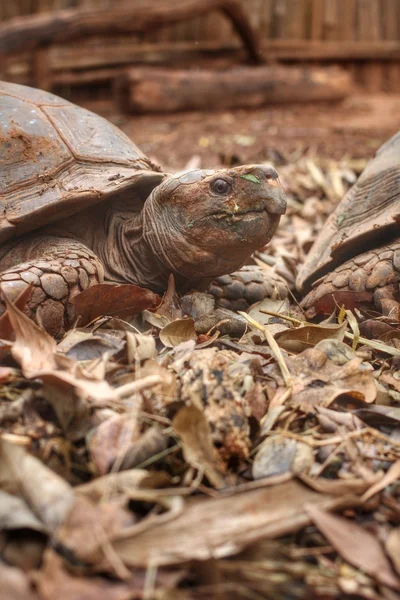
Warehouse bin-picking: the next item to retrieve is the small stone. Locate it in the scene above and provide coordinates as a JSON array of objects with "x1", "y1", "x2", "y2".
[
  {"x1": 332, "y1": 270, "x2": 350, "y2": 288},
  {"x1": 366, "y1": 261, "x2": 395, "y2": 289},
  {"x1": 61, "y1": 266, "x2": 78, "y2": 285},
  {"x1": 20, "y1": 271, "x2": 40, "y2": 285},
  {"x1": 78, "y1": 268, "x2": 89, "y2": 290},
  {"x1": 41, "y1": 273, "x2": 68, "y2": 300},
  {"x1": 80, "y1": 258, "x2": 97, "y2": 275}
]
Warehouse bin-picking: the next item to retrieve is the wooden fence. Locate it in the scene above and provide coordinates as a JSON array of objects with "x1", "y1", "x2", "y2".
[{"x1": 1, "y1": 0, "x2": 400, "y2": 92}]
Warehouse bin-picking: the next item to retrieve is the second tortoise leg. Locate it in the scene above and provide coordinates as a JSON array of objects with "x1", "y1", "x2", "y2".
[
  {"x1": 0, "y1": 237, "x2": 104, "y2": 337},
  {"x1": 301, "y1": 242, "x2": 400, "y2": 319},
  {"x1": 207, "y1": 265, "x2": 289, "y2": 311}
]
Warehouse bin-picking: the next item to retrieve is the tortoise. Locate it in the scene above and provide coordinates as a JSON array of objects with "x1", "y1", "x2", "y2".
[
  {"x1": 0, "y1": 81, "x2": 288, "y2": 337},
  {"x1": 298, "y1": 131, "x2": 400, "y2": 325}
]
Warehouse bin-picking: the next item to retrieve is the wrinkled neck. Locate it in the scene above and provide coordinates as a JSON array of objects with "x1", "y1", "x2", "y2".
[{"x1": 142, "y1": 198, "x2": 246, "y2": 285}]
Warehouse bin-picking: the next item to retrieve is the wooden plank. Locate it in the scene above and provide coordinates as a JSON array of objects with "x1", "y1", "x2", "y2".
[
  {"x1": 311, "y1": 0, "x2": 324, "y2": 40},
  {"x1": 323, "y1": 0, "x2": 339, "y2": 40},
  {"x1": 117, "y1": 65, "x2": 352, "y2": 113},
  {"x1": 0, "y1": 0, "x2": 263, "y2": 63}
]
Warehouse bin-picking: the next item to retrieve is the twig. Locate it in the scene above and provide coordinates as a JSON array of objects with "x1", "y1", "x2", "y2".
[{"x1": 238, "y1": 311, "x2": 292, "y2": 388}]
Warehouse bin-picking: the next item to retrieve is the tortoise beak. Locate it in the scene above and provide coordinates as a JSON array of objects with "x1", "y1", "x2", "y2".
[{"x1": 263, "y1": 182, "x2": 287, "y2": 215}]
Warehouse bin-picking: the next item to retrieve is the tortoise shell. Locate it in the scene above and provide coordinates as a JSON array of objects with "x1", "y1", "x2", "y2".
[
  {"x1": 0, "y1": 81, "x2": 165, "y2": 244},
  {"x1": 297, "y1": 131, "x2": 400, "y2": 292}
]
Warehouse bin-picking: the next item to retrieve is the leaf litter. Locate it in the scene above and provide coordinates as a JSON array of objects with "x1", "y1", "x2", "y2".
[{"x1": 0, "y1": 156, "x2": 399, "y2": 599}]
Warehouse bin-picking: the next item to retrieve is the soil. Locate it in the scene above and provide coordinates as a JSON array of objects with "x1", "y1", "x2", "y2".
[{"x1": 91, "y1": 93, "x2": 400, "y2": 171}]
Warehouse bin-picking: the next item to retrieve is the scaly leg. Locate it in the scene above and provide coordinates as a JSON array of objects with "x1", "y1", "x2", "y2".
[
  {"x1": 0, "y1": 237, "x2": 104, "y2": 337},
  {"x1": 207, "y1": 265, "x2": 289, "y2": 311},
  {"x1": 301, "y1": 242, "x2": 400, "y2": 319}
]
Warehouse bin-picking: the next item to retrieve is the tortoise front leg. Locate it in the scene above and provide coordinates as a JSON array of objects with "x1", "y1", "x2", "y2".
[
  {"x1": 207, "y1": 265, "x2": 289, "y2": 311},
  {"x1": 0, "y1": 237, "x2": 104, "y2": 337}
]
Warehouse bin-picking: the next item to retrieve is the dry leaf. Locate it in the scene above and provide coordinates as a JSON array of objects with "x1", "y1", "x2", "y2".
[
  {"x1": 306, "y1": 504, "x2": 400, "y2": 590},
  {"x1": 252, "y1": 436, "x2": 314, "y2": 480},
  {"x1": 275, "y1": 320, "x2": 347, "y2": 353},
  {"x1": 111, "y1": 480, "x2": 358, "y2": 567},
  {"x1": 159, "y1": 318, "x2": 197, "y2": 347},
  {"x1": 173, "y1": 404, "x2": 227, "y2": 489},
  {"x1": 0, "y1": 439, "x2": 74, "y2": 530},
  {"x1": 72, "y1": 283, "x2": 160, "y2": 325},
  {"x1": 386, "y1": 529, "x2": 400, "y2": 576}
]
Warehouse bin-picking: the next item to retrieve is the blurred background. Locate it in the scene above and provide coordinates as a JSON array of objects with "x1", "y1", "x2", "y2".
[{"x1": 1, "y1": 0, "x2": 400, "y2": 171}]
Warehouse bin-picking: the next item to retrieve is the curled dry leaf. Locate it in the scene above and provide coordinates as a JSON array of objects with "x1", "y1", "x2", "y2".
[
  {"x1": 0, "y1": 439, "x2": 74, "y2": 530},
  {"x1": 159, "y1": 318, "x2": 197, "y2": 347},
  {"x1": 89, "y1": 412, "x2": 142, "y2": 475},
  {"x1": 305, "y1": 504, "x2": 400, "y2": 590},
  {"x1": 173, "y1": 404, "x2": 227, "y2": 489},
  {"x1": 275, "y1": 320, "x2": 347, "y2": 353},
  {"x1": 119, "y1": 425, "x2": 169, "y2": 471},
  {"x1": 126, "y1": 332, "x2": 156, "y2": 363},
  {"x1": 71, "y1": 283, "x2": 161, "y2": 325},
  {"x1": 252, "y1": 436, "x2": 314, "y2": 480}
]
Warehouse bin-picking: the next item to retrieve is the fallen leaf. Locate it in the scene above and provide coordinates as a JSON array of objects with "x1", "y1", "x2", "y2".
[
  {"x1": 361, "y1": 460, "x2": 400, "y2": 502},
  {"x1": 111, "y1": 480, "x2": 359, "y2": 567},
  {"x1": 72, "y1": 283, "x2": 160, "y2": 325},
  {"x1": 0, "y1": 561, "x2": 39, "y2": 600},
  {"x1": 252, "y1": 436, "x2": 314, "y2": 480},
  {"x1": 0, "y1": 438, "x2": 74, "y2": 530},
  {"x1": 173, "y1": 404, "x2": 227, "y2": 489},
  {"x1": 275, "y1": 320, "x2": 347, "y2": 353},
  {"x1": 159, "y1": 318, "x2": 197, "y2": 347},
  {"x1": 306, "y1": 504, "x2": 400, "y2": 590},
  {"x1": 386, "y1": 529, "x2": 400, "y2": 576}
]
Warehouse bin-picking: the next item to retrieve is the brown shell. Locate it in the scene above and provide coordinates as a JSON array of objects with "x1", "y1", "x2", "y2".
[
  {"x1": 0, "y1": 81, "x2": 165, "y2": 244},
  {"x1": 297, "y1": 131, "x2": 400, "y2": 292}
]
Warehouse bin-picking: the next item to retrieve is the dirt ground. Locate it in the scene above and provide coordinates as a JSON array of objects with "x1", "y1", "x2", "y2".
[{"x1": 102, "y1": 94, "x2": 400, "y2": 171}]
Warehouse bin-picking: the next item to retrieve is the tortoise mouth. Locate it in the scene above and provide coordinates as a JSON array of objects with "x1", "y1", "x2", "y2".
[{"x1": 199, "y1": 208, "x2": 270, "y2": 222}]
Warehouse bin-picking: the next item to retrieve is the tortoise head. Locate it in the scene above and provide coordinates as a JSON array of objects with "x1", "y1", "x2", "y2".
[{"x1": 143, "y1": 165, "x2": 287, "y2": 279}]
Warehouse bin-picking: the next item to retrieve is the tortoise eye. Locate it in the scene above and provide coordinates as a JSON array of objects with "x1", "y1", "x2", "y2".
[{"x1": 211, "y1": 178, "x2": 232, "y2": 195}]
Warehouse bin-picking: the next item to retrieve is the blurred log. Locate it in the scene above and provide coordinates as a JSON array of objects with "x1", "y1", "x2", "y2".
[
  {"x1": 116, "y1": 66, "x2": 352, "y2": 114},
  {"x1": 0, "y1": 0, "x2": 262, "y2": 64}
]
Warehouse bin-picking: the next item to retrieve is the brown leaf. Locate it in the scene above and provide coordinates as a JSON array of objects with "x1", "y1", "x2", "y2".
[
  {"x1": 0, "y1": 561, "x2": 39, "y2": 600},
  {"x1": 0, "y1": 439, "x2": 74, "y2": 530},
  {"x1": 275, "y1": 320, "x2": 347, "y2": 353},
  {"x1": 386, "y1": 529, "x2": 400, "y2": 576},
  {"x1": 111, "y1": 480, "x2": 359, "y2": 568},
  {"x1": 361, "y1": 460, "x2": 400, "y2": 503},
  {"x1": 89, "y1": 413, "x2": 142, "y2": 475},
  {"x1": 306, "y1": 504, "x2": 400, "y2": 590},
  {"x1": 76, "y1": 469, "x2": 171, "y2": 502},
  {"x1": 36, "y1": 549, "x2": 184, "y2": 600},
  {"x1": 252, "y1": 436, "x2": 314, "y2": 480},
  {"x1": 173, "y1": 404, "x2": 227, "y2": 489},
  {"x1": 3, "y1": 292, "x2": 57, "y2": 377},
  {"x1": 72, "y1": 283, "x2": 160, "y2": 325},
  {"x1": 159, "y1": 318, "x2": 197, "y2": 348}
]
